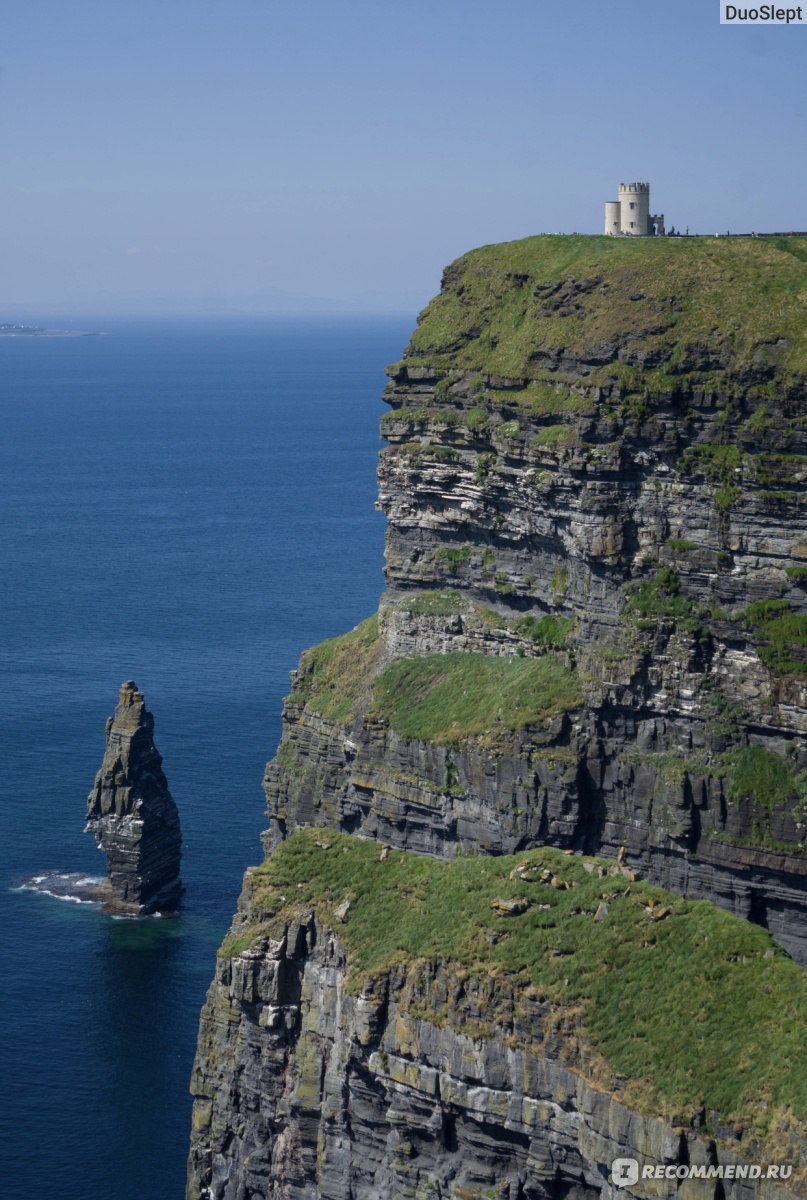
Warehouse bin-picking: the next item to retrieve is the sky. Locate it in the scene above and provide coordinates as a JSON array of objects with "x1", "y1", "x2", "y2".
[{"x1": 1, "y1": 0, "x2": 805, "y2": 317}]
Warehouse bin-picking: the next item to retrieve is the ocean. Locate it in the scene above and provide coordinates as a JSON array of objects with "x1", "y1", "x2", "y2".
[{"x1": 0, "y1": 316, "x2": 410, "y2": 1199}]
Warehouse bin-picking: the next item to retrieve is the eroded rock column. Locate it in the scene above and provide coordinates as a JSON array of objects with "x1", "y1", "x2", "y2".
[{"x1": 86, "y1": 680, "x2": 182, "y2": 913}]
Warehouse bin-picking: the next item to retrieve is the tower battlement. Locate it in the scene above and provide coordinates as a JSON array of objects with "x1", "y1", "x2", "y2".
[{"x1": 619, "y1": 181, "x2": 650, "y2": 193}]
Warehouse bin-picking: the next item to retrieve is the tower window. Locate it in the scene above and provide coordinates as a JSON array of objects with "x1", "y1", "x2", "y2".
[{"x1": 629, "y1": 202, "x2": 636, "y2": 209}]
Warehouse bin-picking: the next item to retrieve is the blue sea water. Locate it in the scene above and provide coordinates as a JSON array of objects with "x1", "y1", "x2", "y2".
[{"x1": 0, "y1": 316, "x2": 410, "y2": 1200}]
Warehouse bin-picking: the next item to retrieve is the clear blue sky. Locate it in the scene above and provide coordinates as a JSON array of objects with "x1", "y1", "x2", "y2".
[{"x1": 2, "y1": 0, "x2": 805, "y2": 317}]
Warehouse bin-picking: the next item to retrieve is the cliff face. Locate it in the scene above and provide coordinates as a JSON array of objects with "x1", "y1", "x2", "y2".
[
  {"x1": 189, "y1": 237, "x2": 807, "y2": 1198},
  {"x1": 190, "y1": 834, "x2": 807, "y2": 1200},
  {"x1": 86, "y1": 680, "x2": 182, "y2": 913},
  {"x1": 266, "y1": 237, "x2": 807, "y2": 965}
]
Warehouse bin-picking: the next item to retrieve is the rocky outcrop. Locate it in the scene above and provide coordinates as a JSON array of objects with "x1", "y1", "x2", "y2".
[{"x1": 86, "y1": 680, "x2": 182, "y2": 913}]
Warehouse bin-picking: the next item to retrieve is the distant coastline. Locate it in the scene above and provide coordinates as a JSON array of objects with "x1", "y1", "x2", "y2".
[{"x1": 0, "y1": 322, "x2": 103, "y2": 338}]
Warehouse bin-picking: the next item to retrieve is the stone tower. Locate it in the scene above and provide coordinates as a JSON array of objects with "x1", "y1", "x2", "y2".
[
  {"x1": 85, "y1": 681, "x2": 182, "y2": 913},
  {"x1": 604, "y1": 182, "x2": 665, "y2": 236},
  {"x1": 618, "y1": 181, "x2": 650, "y2": 235}
]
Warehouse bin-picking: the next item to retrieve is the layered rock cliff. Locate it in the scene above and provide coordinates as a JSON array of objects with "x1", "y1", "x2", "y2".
[
  {"x1": 86, "y1": 680, "x2": 182, "y2": 913},
  {"x1": 266, "y1": 236, "x2": 807, "y2": 965},
  {"x1": 189, "y1": 236, "x2": 807, "y2": 1198},
  {"x1": 190, "y1": 832, "x2": 807, "y2": 1199}
]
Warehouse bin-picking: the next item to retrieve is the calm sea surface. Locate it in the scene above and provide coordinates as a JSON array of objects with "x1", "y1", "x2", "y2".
[{"x1": 0, "y1": 316, "x2": 410, "y2": 1199}]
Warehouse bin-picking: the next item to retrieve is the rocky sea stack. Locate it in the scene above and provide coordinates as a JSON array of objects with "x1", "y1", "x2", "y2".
[
  {"x1": 86, "y1": 681, "x2": 182, "y2": 914},
  {"x1": 189, "y1": 237, "x2": 807, "y2": 1198}
]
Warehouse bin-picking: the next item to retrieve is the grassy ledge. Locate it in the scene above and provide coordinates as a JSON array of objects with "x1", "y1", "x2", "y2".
[
  {"x1": 293, "y1": 615, "x2": 581, "y2": 745},
  {"x1": 239, "y1": 830, "x2": 807, "y2": 1152},
  {"x1": 370, "y1": 652, "x2": 580, "y2": 746},
  {"x1": 397, "y1": 590, "x2": 466, "y2": 617}
]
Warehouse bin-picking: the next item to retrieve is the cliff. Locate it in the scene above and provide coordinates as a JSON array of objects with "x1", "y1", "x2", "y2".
[
  {"x1": 189, "y1": 236, "x2": 807, "y2": 1197},
  {"x1": 189, "y1": 832, "x2": 807, "y2": 1199},
  {"x1": 267, "y1": 236, "x2": 807, "y2": 963},
  {"x1": 86, "y1": 680, "x2": 182, "y2": 913}
]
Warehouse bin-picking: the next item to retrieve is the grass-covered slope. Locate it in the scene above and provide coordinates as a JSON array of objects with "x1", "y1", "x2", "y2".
[
  {"x1": 293, "y1": 614, "x2": 581, "y2": 745},
  {"x1": 233, "y1": 829, "x2": 807, "y2": 1154},
  {"x1": 294, "y1": 615, "x2": 382, "y2": 723},
  {"x1": 370, "y1": 652, "x2": 580, "y2": 745},
  {"x1": 399, "y1": 234, "x2": 807, "y2": 383}
]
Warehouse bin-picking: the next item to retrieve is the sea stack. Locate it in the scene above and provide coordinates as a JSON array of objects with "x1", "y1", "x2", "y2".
[{"x1": 85, "y1": 681, "x2": 182, "y2": 914}]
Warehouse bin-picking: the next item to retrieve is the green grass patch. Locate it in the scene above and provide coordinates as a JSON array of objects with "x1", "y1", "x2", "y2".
[
  {"x1": 516, "y1": 614, "x2": 574, "y2": 648},
  {"x1": 381, "y1": 405, "x2": 430, "y2": 427},
  {"x1": 246, "y1": 830, "x2": 807, "y2": 1147},
  {"x1": 786, "y1": 567, "x2": 807, "y2": 586},
  {"x1": 720, "y1": 745, "x2": 807, "y2": 811},
  {"x1": 757, "y1": 490, "x2": 803, "y2": 505},
  {"x1": 475, "y1": 451, "x2": 497, "y2": 485},
  {"x1": 476, "y1": 606, "x2": 508, "y2": 628},
  {"x1": 667, "y1": 538, "x2": 698, "y2": 553},
  {"x1": 551, "y1": 565, "x2": 569, "y2": 597},
  {"x1": 752, "y1": 452, "x2": 807, "y2": 488},
  {"x1": 487, "y1": 382, "x2": 597, "y2": 417},
  {"x1": 624, "y1": 750, "x2": 708, "y2": 784},
  {"x1": 714, "y1": 482, "x2": 740, "y2": 512},
  {"x1": 466, "y1": 407, "x2": 489, "y2": 433},
  {"x1": 678, "y1": 444, "x2": 746, "y2": 514},
  {"x1": 398, "y1": 591, "x2": 465, "y2": 617},
  {"x1": 497, "y1": 420, "x2": 521, "y2": 439},
  {"x1": 370, "y1": 652, "x2": 581, "y2": 746},
  {"x1": 624, "y1": 568, "x2": 691, "y2": 622},
  {"x1": 295, "y1": 615, "x2": 381, "y2": 723},
  {"x1": 533, "y1": 424, "x2": 577, "y2": 450},
  {"x1": 436, "y1": 546, "x2": 473, "y2": 573},
  {"x1": 678, "y1": 443, "x2": 745, "y2": 480},
  {"x1": 742, "y1": 600, "x2": 807, "y2": 674}
]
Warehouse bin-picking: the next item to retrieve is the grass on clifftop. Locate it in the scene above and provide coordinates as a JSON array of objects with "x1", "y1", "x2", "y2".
[
  {"x1": 241, "y1": 829, "x2": 807, "y2": 1151},
  {"x1": 403, "y1": 234, "x2": 807, "y2": 382}
]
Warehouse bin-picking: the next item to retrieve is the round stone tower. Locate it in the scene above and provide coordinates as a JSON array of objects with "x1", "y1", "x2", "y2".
[
  {"x1": 618, "y1": 182, "x2": 650, "y2": 236},
  {"x1": 604, "y1": 200, "x2": 621, "y2": 236}
]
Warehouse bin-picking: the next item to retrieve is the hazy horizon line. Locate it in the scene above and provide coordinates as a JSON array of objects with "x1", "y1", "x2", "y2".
[{"x1": 0, "y1": 308, "x2": 419, "y2": 324}]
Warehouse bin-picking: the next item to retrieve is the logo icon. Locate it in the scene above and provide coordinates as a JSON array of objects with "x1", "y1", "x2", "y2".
[{"x1": 612, "y1": 1158, "x2": 640, "y2": 1188}]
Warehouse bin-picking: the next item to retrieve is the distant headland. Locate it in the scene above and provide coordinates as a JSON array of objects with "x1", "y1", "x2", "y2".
[{"x1": 0, "y1": 322, "x2": 102, "y2": 338}]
